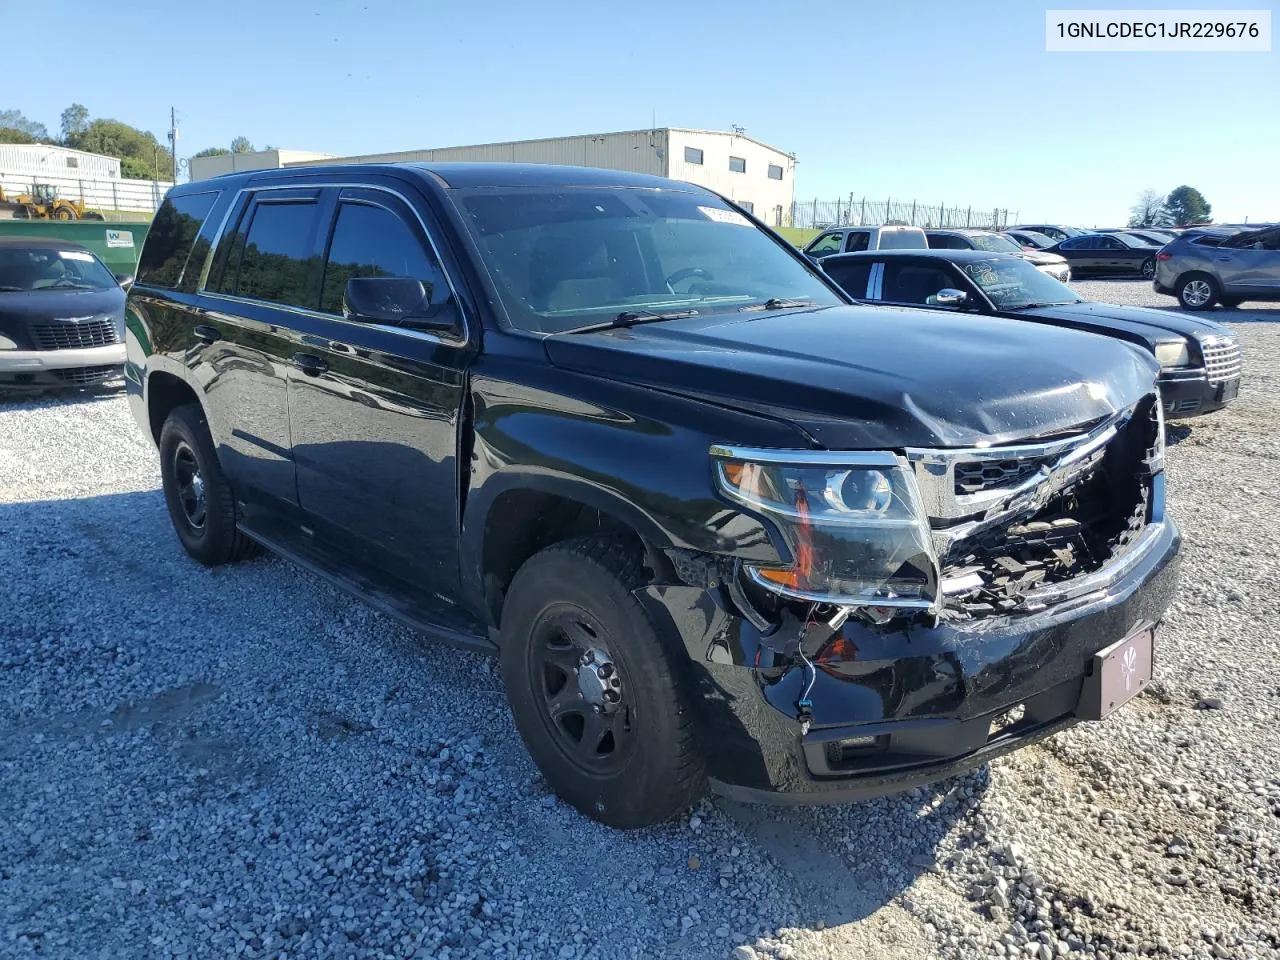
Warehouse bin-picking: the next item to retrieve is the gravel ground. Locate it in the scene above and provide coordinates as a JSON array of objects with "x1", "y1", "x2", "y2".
[{"x1": 2, "y1": 282, "x2": 1278, "y2": 960}]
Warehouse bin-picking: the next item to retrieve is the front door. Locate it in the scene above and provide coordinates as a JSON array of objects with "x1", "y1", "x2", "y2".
[{"x1": 286, "y1": 187, "x2": 470, "y2": 597}]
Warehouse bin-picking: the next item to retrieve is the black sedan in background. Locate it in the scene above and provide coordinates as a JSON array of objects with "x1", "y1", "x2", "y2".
[
  {"x1": 1045, "y1": 233, "x2": 1160, "y2": 279},
  {"x1": 819, "y1": 249, "x2": 1241, "y2": 418}
]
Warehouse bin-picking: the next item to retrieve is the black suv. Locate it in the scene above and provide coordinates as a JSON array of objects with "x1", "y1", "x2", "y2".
[{"x1": 125, "y1": 164, "x2": 1180, "y2": 828}]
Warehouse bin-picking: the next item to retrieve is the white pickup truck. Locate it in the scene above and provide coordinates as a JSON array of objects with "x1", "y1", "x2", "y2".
[{"x1": 803, "y1": 225, "x2": 928, "y2": 259}]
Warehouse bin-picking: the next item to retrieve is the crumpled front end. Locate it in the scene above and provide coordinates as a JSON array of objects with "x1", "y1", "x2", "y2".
[{"x1": 637, "y1": 392, "x2": 1181, "y2": 802}]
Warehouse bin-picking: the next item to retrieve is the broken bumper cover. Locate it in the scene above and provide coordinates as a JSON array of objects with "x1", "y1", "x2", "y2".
[
  {"x1": 1158, "y1": 368, "x2": 1239, "y2": 419},
  {"x1": 638, "y1": 517, "x2": 1180, "y2": 804}
]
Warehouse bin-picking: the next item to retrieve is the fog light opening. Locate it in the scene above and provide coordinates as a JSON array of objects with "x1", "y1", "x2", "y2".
[{"x1": 991, "y1": 703, "x2": 1026, "y2": 732}]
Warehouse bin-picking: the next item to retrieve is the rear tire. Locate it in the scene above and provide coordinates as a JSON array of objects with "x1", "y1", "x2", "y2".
[
  {"x1": 1176, "y1": 273, "x2": 1218, "y2": 311},
  {"x1": 158, "y1": 404, "x2": 261, "y2": 566},
  {"x1": 1140, "y1": 258, "x2": 1155, "y2": 280},
  {"x1": 499, "y1": 537, "x2": 705, "y2": 828},
  {"x1": 1220, "y1": 297, "x2": 1244, "y2": 309}
]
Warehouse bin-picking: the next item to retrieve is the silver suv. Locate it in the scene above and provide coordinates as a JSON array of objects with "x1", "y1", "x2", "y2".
[
  {"x1": 803, "y1": 225, "x2": 928, "y2": 259},
  {"x1": 1154, "y1": 224, "x2": 1280, "y2": 310}
]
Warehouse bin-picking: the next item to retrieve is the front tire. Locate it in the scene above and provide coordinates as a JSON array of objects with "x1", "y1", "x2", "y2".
[
  {"x1": 159, "y1": 404, "x2": 261, "y2": 566},
  {"x1": 499, "y1": 537, "x2": 705, "y2": 828},
  {"x1": 1176, "y1": 273, "x2": 1218, "y2": 311}
]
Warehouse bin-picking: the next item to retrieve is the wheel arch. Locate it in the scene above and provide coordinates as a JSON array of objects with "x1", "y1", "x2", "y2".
[{"x1": 146, "y1": 369, "x2": 203, "y2": 444}]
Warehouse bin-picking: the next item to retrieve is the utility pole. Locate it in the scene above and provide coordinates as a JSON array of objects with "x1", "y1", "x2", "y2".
[{"x1": 167, "y1": 107, "x2": 178, "y2": 183}]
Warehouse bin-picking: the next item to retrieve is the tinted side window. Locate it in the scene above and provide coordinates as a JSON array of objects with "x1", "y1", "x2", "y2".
[
  {"x1": 136, "y1": 192, "x2": 218, "y2": 289},
  {"x1": 844, "y1": 232, "x2": 870, "y2": 252},
  {"x1": 234, "y1": 201, "x2": 321, "y2": 308},
  {"x1": 881, "y1": 263, "x2": 954, "y2": 304},
  {"x1": 320, "y1": 202, "x2": 445, "y2": 315},
  {"x1": 1096, "y1": 236, "x2": 1121, "y2": 250},
  {"x1": 823, "y1": 261, "x2": 872, "y2": 298},
  {"x1": 808, "y1": 233, "x2": 843, "y2": 255},
  {"x1": 1059, "y1": 237, "x2": 1087, "y2": 250}
]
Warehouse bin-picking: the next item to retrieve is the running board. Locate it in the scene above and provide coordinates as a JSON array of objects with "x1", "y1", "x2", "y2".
[{"x1": 238, "y1": 522, "x2": 495, "y2": 653}]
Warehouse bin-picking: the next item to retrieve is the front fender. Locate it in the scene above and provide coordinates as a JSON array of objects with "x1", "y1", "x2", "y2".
[{"x1": 458, "y1": 359, "x2": 810, "y2": 613}]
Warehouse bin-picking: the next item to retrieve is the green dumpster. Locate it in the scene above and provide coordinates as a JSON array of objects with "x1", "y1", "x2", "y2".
[{"x1": 0, "y1": 219, "x2": 151, "y2": 276}]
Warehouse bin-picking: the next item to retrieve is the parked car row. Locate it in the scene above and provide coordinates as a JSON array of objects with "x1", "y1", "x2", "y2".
[{"x1": 116, "y1": 162, "x2": 1189, "y2": 827}]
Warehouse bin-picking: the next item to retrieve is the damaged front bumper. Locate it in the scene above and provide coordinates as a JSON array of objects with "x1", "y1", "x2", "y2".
[
  {"x1": 640, "y1": 393, "x2": 1180, "y2": 804},
  {"x1": 637, "y1": 515, "x2": 1179, "y2": 803}
]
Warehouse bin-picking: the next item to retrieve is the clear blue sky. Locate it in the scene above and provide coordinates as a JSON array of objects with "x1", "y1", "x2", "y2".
[{"x1": 3, "y1": 0, "x2": 1276, "y2": 226}]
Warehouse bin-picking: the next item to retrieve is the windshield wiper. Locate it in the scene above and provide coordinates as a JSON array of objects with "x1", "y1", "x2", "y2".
[
  {"x1": 564, "y1": 309, "x2": 700, "y2": 334},
  {"x1": 741, "y1": 297, "x2": 818, "y2": 312}
]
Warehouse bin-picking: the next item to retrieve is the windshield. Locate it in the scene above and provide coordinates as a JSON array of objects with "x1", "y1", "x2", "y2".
[
  {"x1": 454, "y1": 187, "x2": 842, "y2": 333},
  {"x1": 968, "y1": 232, "x2": 1022, "y2": 253},
  {"x1": 0, "y1": 246, "x2": 116, "y2": 292},
  {"x1": 961, "y1": 258, "x2": 1081, "y2": 310}
]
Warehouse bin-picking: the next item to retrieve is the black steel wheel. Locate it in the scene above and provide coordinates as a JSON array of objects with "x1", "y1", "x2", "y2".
[
  {"x1": 159, "y1": 404, "x2": 261, "y2": 566},
  {"x1": 500, "y1": 537, "x2": 705, "y2": 828},
  {"x1": 530, "y1": 606, "x2": 633, "y2": 772}
]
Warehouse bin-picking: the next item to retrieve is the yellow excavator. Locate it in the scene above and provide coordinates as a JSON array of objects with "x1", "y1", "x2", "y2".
[{"x1": 0, "y1": 184, "x2": 105, "y2": 220}]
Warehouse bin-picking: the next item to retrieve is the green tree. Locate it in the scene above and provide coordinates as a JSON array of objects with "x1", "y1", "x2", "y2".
[
  {"x1": 1128, "y1": 189, "x2": 1170, "y2": 228},
  {"x1": 230, "y1": 136, "x2": 254, "y2": 154},
  {"x1": 0, "y1": 126, "x2": 37, "y2": 144},
  {"x1": 68, "y1": 118, "x2": 172, "y2": 181},
  {"x1": 0, "y1": 109, "x2": 50, "y2": 140},
  {"x1": 1165, "y1": 185, "x2": 1212, "y2": 226},
  {"x1": 60, "y1": 103, "x2": 90, "y2": 144},
  {"x1": 193, "y1": 146, "x2": 231, "y2": 159}
]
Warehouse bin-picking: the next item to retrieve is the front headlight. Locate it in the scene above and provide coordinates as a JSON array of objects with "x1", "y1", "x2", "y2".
[
  {"x1": 710, "y1": 446, "x2": 938, "y2": 608},
  {"x1": 0, "y1": 334, "x2": 16, "y2": 350},
  {"x1": 1153, "y1": 340, "x2": 1191, "y2": 368}
]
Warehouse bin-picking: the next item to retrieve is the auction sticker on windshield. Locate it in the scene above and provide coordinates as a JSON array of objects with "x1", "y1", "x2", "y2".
[
  {"x1": 58, "y1": 250, "x2": 95, "y2": 262},
  {"x1": 698, "y1": 206, "x2": 752, "y2": 226}
]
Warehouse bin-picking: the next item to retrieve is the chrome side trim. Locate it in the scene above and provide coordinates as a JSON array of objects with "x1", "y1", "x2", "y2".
[
  {"x1": 708, "y1": 445, "x2": 899, "y2": 468},
  {"x1": 194, "y1": 180, "x2": 470, "y2": 348},
  {"x1": 1022, "y1": 519, "x2": 1166, "y2": 608}
]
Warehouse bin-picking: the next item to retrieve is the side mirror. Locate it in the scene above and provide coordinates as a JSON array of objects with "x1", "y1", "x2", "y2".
[
  {"x1": 115, "y1": 273, "x2": 134, "y2": 291},
  {"x1": 343, "y1": 277, "x2": 457, "y2": 332},
  {"x1": 932, "y1": 288, "x2": 969, "y2": 307}
]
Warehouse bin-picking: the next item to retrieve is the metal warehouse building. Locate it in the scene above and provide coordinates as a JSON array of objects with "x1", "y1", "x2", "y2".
[
  {"x1": 191, "y1": 129, "x2": 797, "y2": 226},
  {"x1": 0, "y1": 143, "x2": 121, "y2": 180}
]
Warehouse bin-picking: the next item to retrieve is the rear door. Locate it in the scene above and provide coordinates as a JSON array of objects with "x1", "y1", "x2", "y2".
[
  {"x1": 286, "y1": 185, "x2": 470, "y2": 596},
  {"x1": 1216, "y1": 227, "x2": 1280, "y2": 296},
  {"x1": 196, "y1": 187, "x2": 326, "y2": 508}
]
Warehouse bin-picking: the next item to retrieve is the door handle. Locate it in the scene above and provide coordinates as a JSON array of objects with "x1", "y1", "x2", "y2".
[
  {"x1": 292, "y1": 352, "x2": 329, "y2": 376},
  {"x1": 193, "y1": 324, "x2": 220, "y2": 344},
  {"x1": 1214, "y1": 256, "x2": 1232, "y2": 261}
]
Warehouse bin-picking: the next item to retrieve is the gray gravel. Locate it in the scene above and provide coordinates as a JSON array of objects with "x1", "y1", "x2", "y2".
[{"x1": 2, "y1": 283, "x2": 1278, "y2": 959}]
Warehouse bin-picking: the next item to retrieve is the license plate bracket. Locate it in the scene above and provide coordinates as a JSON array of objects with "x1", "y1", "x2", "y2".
[{"x1": 1077, "y1": 621, "x2": 1156, "y2": 721}]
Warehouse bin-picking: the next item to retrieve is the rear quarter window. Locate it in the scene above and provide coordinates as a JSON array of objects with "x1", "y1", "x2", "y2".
[{"x1": 136, "y1": 192, "x2": 219, "y2": 290}]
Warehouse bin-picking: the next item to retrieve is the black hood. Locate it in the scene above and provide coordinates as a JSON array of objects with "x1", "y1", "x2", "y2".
[
  {"x1": 0, "y1": 286, "x2": 125, "y2": 323},
  {"x1": 1015, "y1": 300, "x2": 1231, "y2": 347},
  {"x1": 545, "y1": 304, "x2": 1160, "y2": 449}
]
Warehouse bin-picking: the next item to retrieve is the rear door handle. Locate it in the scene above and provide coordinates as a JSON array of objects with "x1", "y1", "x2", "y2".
[
  {"x1": 292, "y1": 352, "x2": 329, "y2": 376},
  {"x1": 193, "y1": 324, "x2": 220, "y2": 344}
]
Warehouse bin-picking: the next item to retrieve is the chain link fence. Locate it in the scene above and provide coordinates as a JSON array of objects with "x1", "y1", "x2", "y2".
[{"x1": 788, "y1": 197, "x2": 1019, "y2": 231}]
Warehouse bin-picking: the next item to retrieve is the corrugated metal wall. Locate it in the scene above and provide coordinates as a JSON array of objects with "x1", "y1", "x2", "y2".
[
  {"x1": 665, "y1": 131, "x2": 795, "y2": 226},
  {"x1": 0, "y1": 144, "x2": 121, "y2": 180},
  {"x1": 287, "y1": 130, "x2": 668, "y2": 176}
]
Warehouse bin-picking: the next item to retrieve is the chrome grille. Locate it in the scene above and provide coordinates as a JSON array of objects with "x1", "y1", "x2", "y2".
[
  {"x1": 31, "y1": 319, "x2": 119, "y2": 351},
  {"x1": 1200, "y1": 336, "x2": 1242, "y2": 384},
  {"x1": 52, "y1": 365, "x2": 119, "y2": 385},
  {"x1": 953, "y1": 457, "x2": 1049, "y2": 496}
]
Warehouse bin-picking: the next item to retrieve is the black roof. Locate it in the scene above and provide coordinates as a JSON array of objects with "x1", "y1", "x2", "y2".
[
  {"x1": 821, "y1": 249, "x2": 1022, "y2": 264},
  {"x1": 925, "y1": 227, "x2": 1002, "y2": 235},
  {"x1": 0, "y1": 236, "x2": 92, "y2": 251},
  {"x1": 186, "y1": 161, "x2": 706, "y2": 194}
]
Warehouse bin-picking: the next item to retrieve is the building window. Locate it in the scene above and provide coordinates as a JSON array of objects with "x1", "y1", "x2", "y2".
[
  {"x1": 729, "y1": 156, "x2": 746, "y2": 173},
  {"x1": 66, "y1": 157, "x2": 78, "y2": 169},
  {"x1": 739, "y1": 201, "x2": 754, "y2": 214},
  {"x1": 684, "y1": 146, "x2": 704, "y2": 165},
  {"x1": 768, "y1": 163, "x2": 783, "y2": 180}
]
